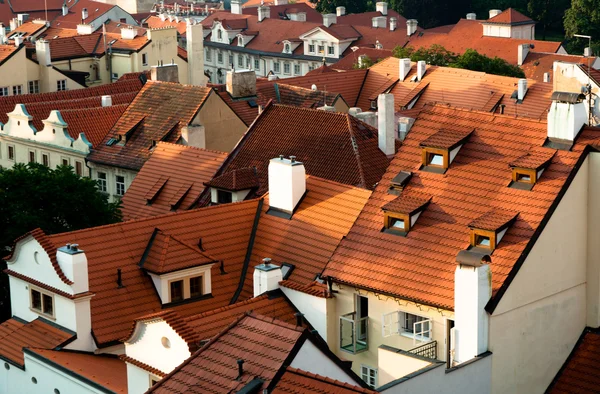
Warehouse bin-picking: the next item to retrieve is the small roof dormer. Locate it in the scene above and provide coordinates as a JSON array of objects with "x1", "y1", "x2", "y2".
[
  {"x1": 382, "y1": 191, "x2": 431, "y2": 236},
  {"x1": 388, "y1": 170, "x2": 412, "y2": 195},
  {"x1": 468, "y1": 210, "x2": 518, "y2": 252},
  {"x1": 204, "y1": 167, "x2": 259, "y2": 205},
  {"x1": 508, "y1": 147, "x2": 555, "y2": 190},
  {"x1": 419, "y1": 128, "x2": 472, "y2": 173}
]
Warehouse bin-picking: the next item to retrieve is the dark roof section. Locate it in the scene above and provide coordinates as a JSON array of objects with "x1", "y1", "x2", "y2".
[
  {"x1": 204, "y1": 167, "x2": 259, "y2": 191},
  {"x1": 382, "y1": 192, "x2": 431, "y2": 215},
  {"x1": 420, "y1": 128, "x2": 473, "y2": 150},
  {"x1": 509, "y1": 147, "x2": 556, "y2": 170}
]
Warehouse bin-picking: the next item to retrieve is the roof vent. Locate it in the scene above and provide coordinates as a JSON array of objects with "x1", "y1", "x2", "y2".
[
  {"x1": 81, "y1": 7, "x2": 88, "y2": 22},
  {"x1": 488, "y1": 9, "x2": 502, "y2": 18},
  {"x1": 236, "y1": 359, "x2": 244, "y2": 380},
  {"x1": 466, "y1": 12, "x2": 476, "y2": 20}
]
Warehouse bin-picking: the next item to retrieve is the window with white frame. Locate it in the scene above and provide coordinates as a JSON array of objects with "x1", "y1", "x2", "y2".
[
  {"x1": 361, "y1": 365, "x2": 377, "y2": 389},
  {"x1": 382, "y1": 311, "x2": 432, "y2": 344},
  {"x1": 308, "y1": 44, "x2": 315, "y2": 53},
  {"x1": 97, "y1": 172, "x2": 107, "y2": 192},
  {"x1": 294, "y1": 64, "x2": 301, "y2": 75},
  {"x1": 217, "y1": 29, "x2": 222, "y2": 40},
  {"x1": 246, "y1": 57, "x2": 250, "y2": 68},
  {"x1": 318, "y1": 45, "x2": 325, "y2": 54},
  {"x1": 30, "y1": 288, "x2": 54, "y2": 317},
  {"x1": 218, "y1": 52, "x2": 223, "y2": 63},
  {"x1": 0, "y1": 87, "x2": 8, "y2": 96},
  {"x1": 237, "y1": 54, "x2": 243, "y2": 67},
  {"x1": 328, "y1": 46, "x2": 334, "y2": 55},
  {"x1": 254, "y1": 58, "x2": 260, "y2": 70},
  {"x1": 284, "y1": 43, "x2": 290, "y2": 53},
  {"x1": 115, "y1": 175, "x2": 125, "y2": 196},
  {"x1": 283, "y1": 62, "x2": 290, "y2": 74},
  {"x1": 229, "y1": 54, "x2": 233, "y2": 65},
  {"x1": 274, "y1": 62, "x2": 281, "y2": 73},
  {"x1": 206, "y1": 48, "x2": 212, "y2": 62},
  {"x1": 12, "y1": 85, "x2": 22, "y2": 96},
  {"x1": 28, "y1": 80, "x2": 39, "y2": 94},
  {"x1": 56, "y1": 79, "x2": 67, "y2": 91}
]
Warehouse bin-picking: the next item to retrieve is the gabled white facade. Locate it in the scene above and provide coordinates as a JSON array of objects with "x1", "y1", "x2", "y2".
[{"x1": 299, "y1": 27, "x2": 356, "y2": 60}]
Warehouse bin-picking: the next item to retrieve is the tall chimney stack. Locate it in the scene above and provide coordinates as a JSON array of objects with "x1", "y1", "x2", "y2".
[
  {"x1": 399, "y1": 58, "x2": 411, "y2": 81},
  {"x1": 377, "y1": 93, "x2": 395, "y2": 157},
  {"x1": 253, "y1": 257, "x2": 283, "y2": 297}
]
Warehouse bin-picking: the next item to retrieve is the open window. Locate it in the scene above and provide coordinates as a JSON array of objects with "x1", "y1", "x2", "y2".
[
  {"x1": 508, "y1": 148, "x2": 555, "y2": 191},
  {"x1": 468, "y1": 210, "x2": 519, "y2": 252},
  {"x1": 382, "y1": 310, "x2": 433, "y2": 345},
  {"x1": 419, "y1": 128, "x2": 472, "y2": 173},
  {"x1": 382, "y1": 192, "x2": 431, "y2": 236}
]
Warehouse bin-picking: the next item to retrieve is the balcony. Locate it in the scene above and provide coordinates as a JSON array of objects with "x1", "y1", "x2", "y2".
[
  {"x1": 340, "y1": 312, "x2": 368, "y2": 354},
  {"x1": 408, "y1": 340, "x2": 437, "y2": 360}
]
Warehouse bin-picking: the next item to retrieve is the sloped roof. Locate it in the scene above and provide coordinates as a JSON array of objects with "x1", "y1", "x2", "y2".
[
  {"x1": 0, "y1": 44, "x2": 20, "y2": 67},
  {"x1": 87, "y1": 81, "x2": 213, "y2": 171},
  {"x1": 211, "y1": 104, "x2": 391, "y2": 195},
  {"x1": 205, "y1": 167, "x2": 259, "y2": 191},
  {"x1": 486, "y1": 8, "x2": 534, "y2": 25},
  {"x1": 214, "y1": 88, "x2": 259, "y2": 126},
  {"x1": 256, "y1": 82, "x2": 345, "y2": 109},
  {"x1": 521, "y1": 52, "x2": 594, "y2": 82},
  {"x1": 333, "y1": 48, "x2": 393, "y2": 71},
  {"x1": 0, "y1": 318, "x2": 74, "y2": 366},
  {"x1": 121, "y1": 142, "x2": 227, "y2": 221},
  {"x1": 145, "y1": 15, "x2": 187, "y2": 35},
  {"x1": 274, "y1": 367, "x2": 376, "y2": 394},
  {"x1": 56, "y1": 105, "x2": 129, "y2": 148},
  {"x1": 26, "y1": 349, "x2": 127, "y2": 393},
  {"x1": 242, "y1": 2, "x2": 322, "y2": 23},
  {"x1": 10, "y1": 0, "x2": 64, "y2": 12},
  {"x1": 50, "y1": 0, "x2": 115, "y2": 30},
  {"x1": 547, "y1": 327, "x2": 600, "y2": 393},
  {"x1": 242, "y1": 0, "x2": 316, "y2": 9},
  {"x1": 323, "y1": 104, "x2": 589, "y2": 310}
]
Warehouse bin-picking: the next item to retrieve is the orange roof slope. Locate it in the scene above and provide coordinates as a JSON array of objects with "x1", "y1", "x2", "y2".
[
  {"x1": 121, "y1": 142, "x2": 227, "y2": 220},
  {"x1": 51, "y1": 0, "x2": 115, "y2": 29},
  {"x1": 0, "y1": 45, "x2": 20, "y2": 66},
  {"x1": 213, "y1": 87, "x2": 259, "y2": 126},
  {"x1": 58, "y1": 104, "x2": 128, "y2": 148},
  {"x1": 333, "y1": 48, "x2": 393, "y2": 71},
  {"x1": 547, "y1": 328, "x2": 600, "y2": 393},
  {"x1": 88, "y1": 81, "x2": 213, "y2": 171},
  {"x1": 242, "y1": 0, "x2": 316, "y2": 9},
  {"x1": 48, "y1": 200, "x2": 261, "y2": 346},
  {"x1": 521, "y1": 53, "x2": 593, "y2": 82},
  {"x1": 145, "y1": 15, "x2": 187, "y2": 35},
  {"x1": 274, "y1": 367, "x2": 376, "y2": 394},
  {"x1": 324, "y1": 105, "x2": 584, "y2": 310},
  {"x1": 0, "y1": 318, "x2": 74, "y2": 366},
  {"x1": 256, "y1": 82, "x2": 345, "y2": 109},
  {"x1": 361, "y1": 57, "x2": 553, "y2": 119},
  {"x1": 213, "y1": 104, "x2": 390, "y2": 195},
  {"x1": 149, "y1": 314, "x2": 304, "y2": 393},
  {"x1": 486, "y1": 8, "x2": 534, "y2": 24},
  {"x1": 26, "y1": 349, "x2": 127, "y2": 393}
]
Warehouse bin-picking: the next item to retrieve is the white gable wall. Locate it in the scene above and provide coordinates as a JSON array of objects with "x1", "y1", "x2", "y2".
[{"x1": 290, "y1": 339, "x2": 357, "y2": 385}]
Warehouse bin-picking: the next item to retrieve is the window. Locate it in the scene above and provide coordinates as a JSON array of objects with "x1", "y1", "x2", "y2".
[
  {"x1": 56, "y1": 79, "x2": 67, "y2": 91},
  {"x1": 97, "y1": 172, "x2": 107, "y2": 192},
  {"x1": 475, "y1": 234, "x2": 491, "y2": 247},
  {"x1": 217, "y1": 29, "x2": 222, "y2": 40},
  {"x1": 190, "y1": 276, "x2": 203, "y2": 298},
  {"x1": 42, "y1": 153, "x2": 49, "y2": 166},
  {"x1": 218, "y1": 52, "x2": 223, "y2": 63},
  {"x1": 273, "y1": 62, "x2": 281, "y2": 73},
  {"x1": 217, "y1": 189, "x2": 232, "y2": 204},
  {"x1": 228, "y1": 54, "x2": 233, "y2": 66},
  {"x1": 382, "y1": 311, "x2": 432, "y2": 343},
  {"x1": 427, "y1": 152, "x2": 444, "y2": 166},
  {"x1": 0, "y1": 87, "x2": 8, "y2": 96},
  {"x1": 284, "y1": 43, "x2": 290, "y2": 53},
  {"x1": 30, "y1": 288, "x2": 54, "y2": 317},
  {"x1": 246, "y1": 57, "x2": 250, "y2": 68},
  {"x1": 170, "y1": 280, "x2": 184, "y2": 302},
  {"x1": 389, "y1": 217, "x2": 405, "y2": 230},
  {"x1": 238, "y1": 36, "x2": 244, "y2": 47},
  {"x1": 237, "y1": 54, "x2": 243, "y2": 67},
  {"x1": 318, "y1": 45, "x2": 324, "y2": 54},
  {"x1": 206, "y1": 48, "x2": 212, "y2": 62},
  {"x1": 516, "y1": 173, "x2": 531, "y2": 182},
  {"x1": 283, "y1": 62, "x2": 290, "y2": 74},
  {"x1": 28, "y1": 150, "x2": 35, "y2": 163},
  {"x1": 308, "y1": 44, "x2": 315, "y2": 53},
  {"x1": 294, "y1": 64, "x2": 301, "y2": 75},
  {"x1": 75, "y1": 161, "x2": 83, "y2": 176},
  {"x1": 370, "y1": 100, "x2": 377, "y2": 110},
  {"x1": 116, "y1": 175, "x2": 125, "y2": 196},
  {"x1": 8, "y1": 145, "x2": 15, "y2": 161},
  {"x1": 254, "y1": 58, "x2": 260, "y2": 70},
  {"x1": 62, "y1": 158, "x2": 69, "y2": 166},
  {"x1": 28, "y1": 80, "x2": 40, "y2": 94},
  {"x1": 328, "y1": 46, "x2": 334, "y2": 55},
  {"x1": 142, "y1": 53, "x2": 148, "y2": 66},
  {"x1": 12, "y1": 85, "x2": 22, "y2": 96},
  {"x1": 361, "y1": 365, "x2": 377, "y2": 389}
]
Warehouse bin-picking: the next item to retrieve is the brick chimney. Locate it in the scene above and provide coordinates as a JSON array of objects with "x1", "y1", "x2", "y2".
[
  {"x1": 268, "y1": 155, "x2": 306, "y2": 214},
  {"x1": 377, "y1": 94, "x2": 395, "y2": 157},
  {"x1": 151, "y1": 62, "x2": 179, "y2": 83},
  {"x1": 253, "y1": 258, "x2": 282, "y2": 297},
  {"x1": 186, "y1": 21, "x2": 207, "y2": 86}
]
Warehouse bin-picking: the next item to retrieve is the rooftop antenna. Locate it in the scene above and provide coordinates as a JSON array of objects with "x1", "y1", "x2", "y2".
[{"x1": 574, "y1": 33, "x2": 593, "y2": 125}]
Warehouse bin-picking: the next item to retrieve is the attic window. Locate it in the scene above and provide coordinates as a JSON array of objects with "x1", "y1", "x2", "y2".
[
  {"x1": 281, "y1": 262, "x2": 295, "y2": 280},
  {"x1": 388, "y1": 171, "x2": 412, "y2": 195},
  {"x1": 468, "y1": 210, "x2": 518, "y2": 252},
  {"x1": 370, "y1": 100, "x2": 377, "y2": 110},
  {"x1": 419, "y1": 129, "x2": 472, "y2": 173},
  {"x1": 508, "y1": 148, "x2": 555, "y2": 191},
  {"x1": 382, "y1": 192, "x2": 431, "y2": 236}
]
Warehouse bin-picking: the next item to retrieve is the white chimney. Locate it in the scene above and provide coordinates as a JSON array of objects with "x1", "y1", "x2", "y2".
[
  {"x1": 274, "y1": 0, "x2": 288, "y2": 4},
  {"x1": 101, "y1": 95, "x2": 112, "y2": 107},
  {"x1": 336, "y1": 6, "x2": 346, "y2": 16},
  {"x1": 77, "y1": 24, "x2": 93, "y2": 35},
  {"x1": 258, "y1": 5, "x2": 270, "y2": 22},
  {"x1": 121, "y1": 27, "x2": 138, "y2": 40},
  {"x1": 517, "y1": 79, "x2": 527, "y2": 101},
  {"x1": 466, "y1": 12, "x2": 476, "y2": 20},
  {"x1": 517, "y1": 43, "x2": 530, "y2": 66},
  {"x1": 584, "y1": 47, "x2": 592, "y2": 57},
  {"x1": 227, "y1": 69, "x2": 256, "y2": 97},
  {"x1": 407, "y1": 19, "x2": 418, "y2": 36},
  {"x1": 14, "y1": 36, "x2": 23, "y2": 47},
  {"x1": 0, "y1": 25, "x2": 5, "y2": 44},
  {"x1": 181, "y1": 124, "x2": 205, "y2": 147},
  {"x1": 453, "y1": 257, "x2": 491, "y2": 364},
  {"x1": 323, "y1": 13, "x2": 337, "y2": 27},
  {"x1": 82, "y1": 8, "x2": 88, "y2": 22},
  {"x1": 372, "y1": 16, "x2": 386, "y2": 29},
  {"x1": 57, "y1": 243, "x2": 89, "y2": 294},
  {"x1": 253, "y1": 258, "x2": 282, "y2": 297},
  {"x1": 187, "y1": 22, "x2": 206, "y2": 86},
  {"x1": 349, "y1": 107, "x2": 362, "y2": 116},
  {"x1": 543, "y1": 72, "x2": 550, "y2": 83},
  {"x1": 376, "y1": 2, "x2": 388, "y2": 16},
  {"x1": 488, "y1": 9, "x2": 501, "y2": 19},
  {"x1": 417, "y1": 60, "x2": 426, "y2": 81},
  {"x1": 159, "y1": 13, "x2": 166, "y2": 21},
  {"x1": 399, "y1": 58, "x2": 411, "y2": 81},
  {"x1": 62, "y1": 2, "x2": 68, "y2": 16},
  {"x1": 377, "y1": 94, "x2": 395, "y2": 157},
  {"x1": 547, "y1": 93, "x2": 588, "y2": 142},
  {"x1": 231, "y1": 0, "x2": 242, "y2": 15},
  {"x1": 36, "y1": 40, "x2": 51, "y2": 66},
  {"x1": 17, "y1": 14, "x2": 29, "y2": 26},
  {"x1": 9, "y1": 18, "x2": 17, "y2": 31},
  {"x1": 268, "y1": 155, "x2": 306, "y2": 214},
  {"x1": 390, "y1": 17, "x2": 397, "y2": 31}
]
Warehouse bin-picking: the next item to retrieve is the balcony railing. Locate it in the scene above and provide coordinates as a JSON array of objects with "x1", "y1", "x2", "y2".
[
  {"x1": 340, "y1": 312, "x2": 368, "y2": 354},
  {"x1": 408, "y1": 340, "x2": 437, "y2": 360}
]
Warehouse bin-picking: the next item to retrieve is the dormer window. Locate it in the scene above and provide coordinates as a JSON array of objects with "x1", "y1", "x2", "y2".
[
  {"x1": 217, "y1": 29, "x2": 222, "y2": 40},
  {"x1": 508, "y1": 148, "x2": 555, "y2": 191},
  {"x1": 204, "y1": 168, "x2": 259, "y2": 205},
  {"x1": 468, "y1": 210, "x2": 518, "y2": 252},
  {"x1": 284, "y1": 43, "x2": 290, "y2": 53},
  {"x1": 419, "y1": 129, "x2": 472, "y2": 174},
  {"x1": 382, "y1": 192, "x2": 431, "y2": 236},
  {"x1": 238, "y1": 36, "x2": 244, "y2": 46}
]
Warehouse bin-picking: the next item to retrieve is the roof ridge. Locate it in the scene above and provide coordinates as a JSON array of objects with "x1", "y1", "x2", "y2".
[
  {"x1": 428, "y1": 103, "x2": 548, "y2": 123},
  {"x1": 183, "y1": 294, "x2": 269, "y2": 321},
  {"x1": 284, "y1": 367, "x2": 374, "y2": 393},
  {"x1": 155, "y1": 141, "x2": 228, "y2": 156},
  {"x1": 247, "y1": 312, "x2": 305, "y2": 332}
]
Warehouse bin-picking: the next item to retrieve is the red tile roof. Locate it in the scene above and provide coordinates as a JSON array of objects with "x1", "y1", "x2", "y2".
[
  {"x1": 121, "y1": 142, "x2": 227, "y2": 221},
  {"x1": 242, "y1": 0, "x2": 316, "y2": 8},
  {"x1": 242, "y1": 2, "x2": 322, "y2": 23},
  {"x1": 274, "y1": 367, "x2": 376, "y2": 394},
  {"x1": 547, "y1": 328, "x2": 600, "y2": 393},
  {"x1": 26, "y1": 349, "x2": 127, "y2": 393},
  {"x1": 522, "y1": 52, "x2": 593, "y2": 82},
  {"x1": 205, "y1": 167, "x2": 259, "y2": 191},
  {"x1": 7, "y1": 21, "x2": 47, "y2": 37},
  {"x1": 509, "y1": 146, "x2": 556, "y2": 169},
  {"x1": 10, "y1": 0, "x2": 64, "y2": 12},
  {"x1": 211, "y1": 104, "x2": 391, "y2": 195},
  {"x1": 50, "y1": 0, "x2": 115, "y2": 30},
  {"x1": 337, "y1": 9, "x2": 411, "y2": 29},
  {"x1": 56, "y1": 104, "x2": 129, "y2": 148},
  {"x1": 333, "y1": 48, "x2": 393, "y2": 71},
  {"x1": 256, "y1": 82, "x2": 346, "y2": 110},
  {"x1": 88, "y1": 81, "x2": 213, "y2": 171},
  {"x1": 145, "y1": 15, "x2": 187, "y2": 35},
  {"x1": 323, "y1": 104, "x2": 592, "y2": 310},
  {"x1": 120, "y1": 355, "x2": 166, "y2": 377},
  {"x1": 468, "y1": 209, "x2": 518, "y2": 232},
  {"x1": 48, "y1": 200, "x2": 261, "y2": 346},
  {"x1": 486, "y1": 8, "x2": 534, "y2": 24},
  {"x1": 0, "y1": 45, "x2": 20, "y2": 67},
  {"x1": 0, "y1": 318, "x2": 74, "y2": 366}
]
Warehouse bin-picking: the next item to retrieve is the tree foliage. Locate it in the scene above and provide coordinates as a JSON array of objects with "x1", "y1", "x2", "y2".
[
  {"x1": 393, "y1": 45, "x2": 457, "y2": 66},
  {"x1": 0, "y1": 163, "x2": 121, "y2": 321},
  {"x1": 353, "y1": 55, "x2": 375, "y2": 69},
  {"x1": 563, "y1": 0, "x2": 600, "y2": 54}
]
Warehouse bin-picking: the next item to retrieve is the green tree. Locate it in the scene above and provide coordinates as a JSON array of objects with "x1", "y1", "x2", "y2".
[
  {"x1": 392, "y1": 45, "x2": 415, "y2": 59},
  {"x1": 528, "y1": 0, "x2": 570, "y2": 39},
  {"x1": 353, "y1": 55, "x2": 375, "y2": 69},
  {"x1": 0, "y1": 163, "x2": 121, "y2": 321},
  {"x1": 451, "y1": 49, "x2": 526, "y2": 78},
  {"x1": 564, "y1": 0, "x2": 600, "y2": 53},
  {"x1": 392, "y1": 45, "x2": 457, "y2": 66}
]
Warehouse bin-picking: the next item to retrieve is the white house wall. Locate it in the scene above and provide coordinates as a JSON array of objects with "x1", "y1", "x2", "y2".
[
  {"x1": 281, "y1": 287, "x2": 332, "y2": 342},
  {"x1": 489, "y1": 155, "x2": 591, "y2": 394},
  {"x1": 127, "y1": 363, "x2": 155, "y2": 394},
  {"x1": 587, "y1": 153, "x2": 600, "y2": 327},
  {"x1": 290, "y1": 339, "x2": 357, "y2": 385}
]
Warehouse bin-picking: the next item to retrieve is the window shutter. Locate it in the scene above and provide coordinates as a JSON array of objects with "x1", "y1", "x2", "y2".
[{"x1": 381, "y1": 311, "x2": 400, "y2": 337}]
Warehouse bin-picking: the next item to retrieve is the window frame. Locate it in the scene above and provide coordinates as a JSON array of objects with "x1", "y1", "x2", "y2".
[
  {"x1": 327, "y1": 46, "x2": 334, "y2": 55},
  {"x1": 0, "y1": 86, "x2": 8, "y2": 96},
  {"x1": 206, "y1": 48, "x2": 212, "y2": 62},
  {"x1": 28, "y1": 80, "x2": 40, "y2": 94},
  {"x1": 142, "y1": 53, "x2": 148, "y2": 66},
  {"x1": 115, "y1": 175, "x2": 125, "y2": 196},
  {"x1": 169, "y1": 279, "x2": 184, "y2": 303},
  {"x1": 75, "y1": 161, "x2": 83, "y2": 176},
  {"x1": 273, "y1": 62, "x2": 281, "y2": 73},
  {"x1": 383, "y1": 212, "x2": 410, "y2": 233},
  {"x1": 361, "y1": 365, "x2": 378, "y2": 389},
  {"x1": 294, "y1": 64, "x2": 301, "y2": 75},
  {"x1": 318, "y1": 45, "x2": 325, "y2": 54},
  {"x1": 308, "y1": 44, "x2": 315, "y2": 53},
  {"x1": 56, "y1": 79, "x2": 67, "y2": 91},
  {"x1": 512, "y1": 167, "x2": 536, "y2": 184},
  {"x1": 254, "y1": 58, "x2": 260, "y2": 70},
  {"x1": 217, "y1": 189, "x2": 232, "y2": 204},
  {"x1": 12, "y1": 85, "x2": 22, "y2": 96},
  {"x1": 7, "y1": 144, "x2": 15, "y2": 161},
  {"x1": 30, "y1": 287, "x2": 55, "y2": 318},
  {"x1": 283, "y1": 62, "x2": 291, "y2": 75},
  {"x1": 470, "y1": 229, "x2": 496, "y2": 251},
  {"x1": 421, "y1": 147, "x2": 449, "y2": 169},
  {"x1": 97, "y1": 172, "x2": 107, "y2": 193},
  {"x1": 218, "y1": 51, "x2": 223, "y2": 64},
  {"x1": 237, "y1": 54, "x2": 244, "y2": 67},
  {"x1": 189, "y1": 275, "x2": 203, "y2": 298}
]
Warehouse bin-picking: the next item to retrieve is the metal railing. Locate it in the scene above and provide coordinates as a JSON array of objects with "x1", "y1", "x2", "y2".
[
  {"x1": 408, "y1": 340, "x2": 437, "y2": 360},
  {"x1": 340, "y1": 312, "x2": 369, "y2": 354}
]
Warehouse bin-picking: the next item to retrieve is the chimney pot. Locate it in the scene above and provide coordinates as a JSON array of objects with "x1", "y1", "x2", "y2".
[
  {"x1": 406, "y1": 19, "x2": 418, "y2": 36},
  {"x1": 323, "y1": 13, "x2": 337, "y2": 28},
  {"x1": 517, "y1": 79, "x2": 527, "y2": 101},
  {"x1": 488, "y1": 9, "x2": 502, "y2": 19},
  {"x1": 268, "y1": 156, "x2": 306, "y2": 214},
  {"x1": 263, "y1": 257, "x2": 271, "y2": 266},
  {"x1": 336, "y1": 6, "x2": 346, "y2": 16},
  {"x1": 417, "y1": 60, "x2": 426, "y2": 81},
  {"x1": 376, "y1": 2, "x2": 388, "y2": 16},
  {"x1": 290, "y1": 155, "x2": 296, "y2": 163},
  {"x1": 466, "y1": 12, "x2": 476, "y2": 20}
]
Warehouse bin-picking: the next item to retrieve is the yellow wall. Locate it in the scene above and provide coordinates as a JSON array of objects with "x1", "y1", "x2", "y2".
[{"x1": 196, "y1": 91, "x2": 247, "y2": 152}]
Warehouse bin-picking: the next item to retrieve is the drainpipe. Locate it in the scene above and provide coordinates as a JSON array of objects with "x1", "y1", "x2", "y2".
[
  {"x1": 262, "y1": 57, "x2": 268, "y2": 78},
  {"x1": 108, "y1": 42, "x2": 113, "y2": 83}
]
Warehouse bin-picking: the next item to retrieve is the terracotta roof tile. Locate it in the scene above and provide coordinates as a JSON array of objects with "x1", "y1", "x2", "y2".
[
  {"x1": 88, "y1": 81, "x2": 213, "y2": 171},
  {"x1": 548, "y1": 328, "x2": 600, "y2": 393},
  {"x1": 382, "y1": 191, "x2": 432, "y2": 215},
  {"x1": 522, "y1": 52, "x2": 593, "y2": 82},
  {"x1": 120, "y1": 355, "x2": 166, "y2": 377},
  {"x1": 398, "y1": 81, "x2": 430, "y2": 108},
  {"x1": 216, "y1": 90, "x2": 259, "y2": 126},
  {"x1": 121, "y1": 142, "x2": 227, "y2": 221},
  {"x1": 50, "y1": 0, "x2": 115, "y2": 29},
  {"x1": 58, "y1": 104, "x2": 129, "y2": 148},
  {"x1": 468, "y1": 209, "x2": 519, "y2": 231},
  {"x1": 205, "y1": 167, "x2": 259, "y2": 191},
  {"x1": 279, "y1": 280, "x2": 331, "y2": 298},
  {"x1": 486, "y1": 8, "x2": 534, "y2": 24},
  {"x1": 420, "y1": 128, "x2": 472, "y2": 149},
  {"x1": 332, "y1": 48, "x2": 393, "y2": 71},
  {"x1": 27, "y1": 349, "x2": 127, "y2": 393},
  {"x1": 7, "y1": 21, "x2": 47, "y2": 37},
  {"x1": 242, "y1": 2, "x2": 322, "y2": 23},
  {"x1": 145, "y1": 15, "x2": 188, "y2": 35},
  {"x1": 0, "y1": 318, "x2": 74, "y2": 366},
  {"x1": 274, "y1": 367, "x2": 376, "y2": 394},
  {"x1": 257, "y1": 82, "x2": 345, "y2": 109},
  {"x1": 323, "y1": 105, "x2": 588, "y2": 310},
  {"x1": 242, "y1": 0, "x2": 316, "y2": 9},
  {"x1": 509, "y1": 147, "x2": 556, "y2": 169}
]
